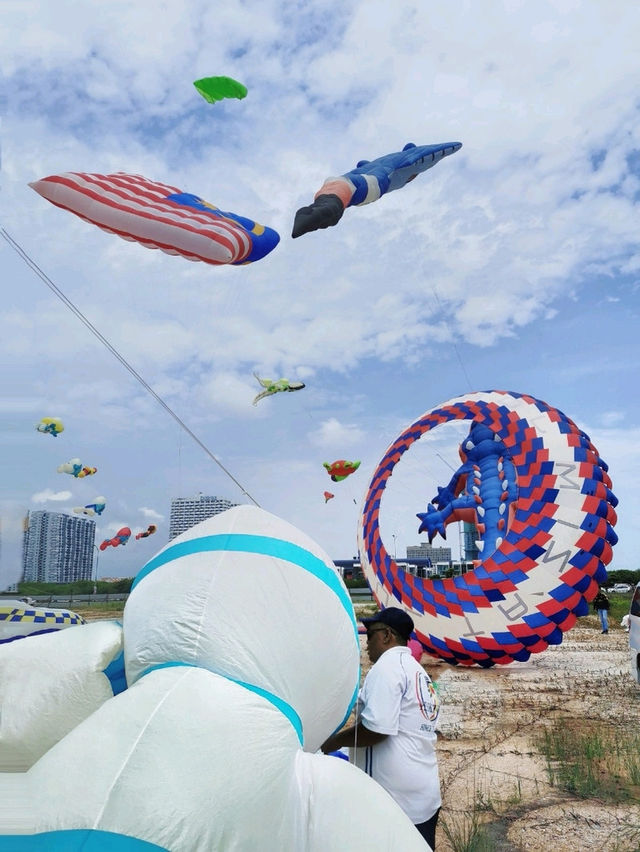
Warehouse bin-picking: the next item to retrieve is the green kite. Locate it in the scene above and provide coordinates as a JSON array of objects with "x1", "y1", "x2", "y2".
[{"x1": 193, "y1": 76, "x2": 248, "y2": 104}]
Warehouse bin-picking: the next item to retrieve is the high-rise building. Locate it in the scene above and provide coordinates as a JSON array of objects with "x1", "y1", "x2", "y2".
[
  {"x1": 169, "y1": 494, "x2": 240, "y2": 540},
  {"x1": 22, "y1": 510, "x2": 95, "y2": 583},
  {"x1": 463, "y1": 521, "x2": 480, "y2": 562},
  {"x1": 405, "y1": 542, "x2": 452, "y2": 563}
]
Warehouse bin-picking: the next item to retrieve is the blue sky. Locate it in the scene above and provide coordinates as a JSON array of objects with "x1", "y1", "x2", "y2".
[{"x1": 1, "y1": 0, "x2": 639, "y2": 583}]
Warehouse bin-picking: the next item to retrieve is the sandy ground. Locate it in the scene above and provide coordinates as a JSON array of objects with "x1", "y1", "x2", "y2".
[
  {"x1": 81, "y1": 606, "x2": 639, "y2": 850},
  {"x1": 403, "y1": 616, "x2": 640, "y2": 852}
]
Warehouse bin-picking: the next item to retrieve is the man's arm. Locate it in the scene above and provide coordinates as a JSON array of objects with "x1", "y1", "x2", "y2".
[{"x1": 321, "y1": 722, "x2": 388, "y2": 753}]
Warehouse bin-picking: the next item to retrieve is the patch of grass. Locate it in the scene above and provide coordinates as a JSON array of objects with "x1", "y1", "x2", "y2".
[
  {"x1": 537, "y1": 720, "x2": 640, "y2": 802},
  {"x1": 607, "y1": 592, "x2": 635, "y2": 626},
  {"x1": 440, "y1": 809, "x2": 493, "y2": 852},
  {"x1": 473, "y1": 789, "x2": 495, "y2": 813},
  {"x1": 504, "y1": 779, "x2": 523, "y2": 806},
  {"x1": 19, "y1": 579, "x2": 133, "y2": 595},
  {"x1": 76, "y1": 601, "x2": 125, "y2": 615}
]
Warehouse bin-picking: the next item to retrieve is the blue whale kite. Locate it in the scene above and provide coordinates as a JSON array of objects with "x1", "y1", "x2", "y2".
[{"x1": 292, "y1": 141, "x2": 462, "y2": 238}]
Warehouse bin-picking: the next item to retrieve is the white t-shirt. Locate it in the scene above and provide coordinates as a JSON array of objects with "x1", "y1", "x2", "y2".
[{"x1": 353, "y1": 646, "x2": 441, "y2": 824}]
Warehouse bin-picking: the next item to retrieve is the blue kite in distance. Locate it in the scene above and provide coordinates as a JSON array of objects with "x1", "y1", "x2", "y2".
[{"x1": 292, "y1": 141, "x2": 462, "y2": 238}]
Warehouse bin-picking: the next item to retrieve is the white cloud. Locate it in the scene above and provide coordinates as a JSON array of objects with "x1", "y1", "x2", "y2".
[
  {"x1": 139, "y1": 507, "x2": 164, "y2": 521},
  {"x1": 31, "y1": 489, "x2": 72, "y2": 503},
  {"x1": 600, "y1": 411, "x2": 625, "y2": 427},
  {"x1": 308, "y1": 418, "x2": 365, "y2": 449}
]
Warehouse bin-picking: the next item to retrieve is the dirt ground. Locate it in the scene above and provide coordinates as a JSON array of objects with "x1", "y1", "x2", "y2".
[{"x1": 409, "y1": 616, "x2": 640, "y2": 851}]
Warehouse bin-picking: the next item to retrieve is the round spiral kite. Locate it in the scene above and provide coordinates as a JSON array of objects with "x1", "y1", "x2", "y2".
[{"x1": 357, "y1": 390, "x2": 619, "y2": 667}]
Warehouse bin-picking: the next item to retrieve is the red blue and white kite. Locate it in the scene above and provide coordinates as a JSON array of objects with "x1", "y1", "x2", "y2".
[{"x1": 30, "y1": 172, "x2": 280, "y2": 266}]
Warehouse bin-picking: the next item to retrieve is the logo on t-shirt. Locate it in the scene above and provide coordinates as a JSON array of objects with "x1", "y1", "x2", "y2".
[{"x1": 416, "y1": 673, "x2": 439, "y2": 723}]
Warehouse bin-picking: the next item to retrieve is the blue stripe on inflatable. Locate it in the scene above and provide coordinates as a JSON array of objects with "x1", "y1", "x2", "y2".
[
  {"x1": 0, "y1": 829, "x2": 167, "y2": 850},
  {"x1": 132, "y1": 534, "x2": 360, "y2": 742},
  {"x1": 140, "y1": 661, "x2": 304, "y2": 746},
  {"x1": 333, "y1": 677, "x2": 360, "y2": 735},
  {"x1": 132, "y1": 533, "x2": 356, "y2": 633},
  {"x1": 0, "y1": 627, "x2": 61, "y2": 645},
  {"x1": 232, "y1": 677, "x2": 304, "y2": 746},
  {"x1": 104, "y1": 650, "x2": 127, "y2": 695}
]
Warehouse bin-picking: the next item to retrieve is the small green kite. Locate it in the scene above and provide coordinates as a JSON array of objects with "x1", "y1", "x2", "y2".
[
  {"x1": 193, "y1": 76, "x2": 248, "y2": 104},
  {"x1": 252, "y1": 373, "x2": 305, "y2": 406}
]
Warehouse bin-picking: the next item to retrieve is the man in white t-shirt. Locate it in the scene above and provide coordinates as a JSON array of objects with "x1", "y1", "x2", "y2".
[{"x1": 321, "y1": 607, "x2": 441, "y2": 848}]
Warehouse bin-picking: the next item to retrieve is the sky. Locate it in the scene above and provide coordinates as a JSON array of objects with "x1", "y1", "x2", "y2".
[{"x1": 1, "y1": 0, "x2": 639, "y2": 584}]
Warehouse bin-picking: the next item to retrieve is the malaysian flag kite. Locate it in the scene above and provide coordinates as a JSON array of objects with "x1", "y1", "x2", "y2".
[{"x1": 30, "y1": 172, "x2": 280, "y2": 266}]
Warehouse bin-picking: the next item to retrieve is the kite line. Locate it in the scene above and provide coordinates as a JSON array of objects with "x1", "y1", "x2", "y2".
[{"x1": 0, "y1": 227, "x2": 260, "y2": 507}]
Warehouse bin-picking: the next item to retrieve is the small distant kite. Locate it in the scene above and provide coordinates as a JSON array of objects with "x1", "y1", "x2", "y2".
[
  {"x1": 252, "y1": 373, "x2": 305, "y2": 406},
  {"x1": 57, "y1": 458, "x2": 97, "y2": 478},
  {"x1": 36, "y1": 417, "x2": 64, "y2": 437},
  {"x1": 57, "y1": 458, "x2": 82, "y2": 476},
  {"x1": 323, "y1": 491, "x2": 335, "y2": 503},
  {"x1": 73, "y1": 497, "x2": 106, "y2": 517},
  {"x1": 99, "y1": 527, "x2": 131, "y2": 551},
  {"x1": 323, "y1": 460, "x2": 361, "y2": 482},
  {"x1": 77, "y1": 466, "x2": 97, "y2": 478},
  {"x1": 292, "y1": 141, "x2": 462, "y2": 238},
  {"x1": 135, "y1": 524, "x2": 157, "y2": 540},
  {"x1": 30, "y1": 172, "x2": 280, "y2": 266},
  {"x1": 193, "y1": 76, "x2": 248, "y2": 103}
]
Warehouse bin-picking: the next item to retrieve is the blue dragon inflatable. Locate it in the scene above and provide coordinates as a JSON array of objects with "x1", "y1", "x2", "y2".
[{"x1": 417, "y1": 422, "x2": 518, "y2": 558}]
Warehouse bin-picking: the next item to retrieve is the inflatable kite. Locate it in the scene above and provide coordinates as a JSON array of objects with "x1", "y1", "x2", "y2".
[
  {"x1": 57, "y1": 458, "x2": 82, "y2": 476},
  {"x1": 252, "y1": 373, "x2": 305, "y2": 405},
  {"x1": 99, "y1": 527, "x2": 131, "y2": 551},
  {"x1": 323, "y1": 460, "x2": 360, "y2": 482},
  {"x1": 0, "y1": 507, "x2": 427, "y2": 849},
  {"x1": 135, "y1": 524, "x2": 157, "y2": 540},
  {"x1": 323, "y1": 491, "x2": 335, "y2": 503},
  {"x1": 0, "y1": 600, "x2": 85, "y2": 645},
  {"x1": 77, "y1": 465, "x2": 97, "y2": 478},
  {"x1": 292, "y1": 141, "x2": 462, "y2": 238},
  {"x1": 30, "y1": 172, "x2": 280, "y2": 266},
  {"x1": 57, "y1": 458, "x2": 97, "y2": 478},
  {"x1": 194, "y1": 75, "x2": 248, "y2": 103},
  {"x1": 35, "y1": 417, "x2": 63, "y2": 437},
  {"x1": 416, "y1": 422, "x2": 518, "y2": 556},
  {"x1": 0, "y1": 621, "x2": 123, "y2": 771},
  {"x1": 358, "y1": 390, "x2": 619, "y2": 668},
  {"x1": 73, "y1": 497, "x2": 106, "y2": 517}
]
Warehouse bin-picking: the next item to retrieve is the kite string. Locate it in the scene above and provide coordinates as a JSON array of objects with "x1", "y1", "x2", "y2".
[
  {"x1": 0, "y1": 227, "x2": 260, "y2": 507},
  {"x1": 428, "y1": 283, "x2": 474, "y2": 392}
]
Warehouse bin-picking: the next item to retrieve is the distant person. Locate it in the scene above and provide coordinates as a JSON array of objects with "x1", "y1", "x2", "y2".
[
  {"x1": 593, "y1": 587, "x2": 610, "y2": 634},
  {"x1": 321, "y1": 607, "x2": 441, "y2": 848}
]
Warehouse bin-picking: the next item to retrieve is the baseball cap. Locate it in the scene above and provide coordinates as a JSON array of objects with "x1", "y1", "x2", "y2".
[{"x1": 360, "y1": 607, "x2": 414, "y2": 641}]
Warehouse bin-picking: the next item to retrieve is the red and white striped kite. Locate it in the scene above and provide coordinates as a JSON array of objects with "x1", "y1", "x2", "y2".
[{"x1": 30, "y1": 172, "x2": 280, "y2": 266}]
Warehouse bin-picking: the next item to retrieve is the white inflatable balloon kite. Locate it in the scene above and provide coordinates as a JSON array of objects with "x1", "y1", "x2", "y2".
[
  {"x1": 358, "y1": 390, "x2": 619, "y2": 668},
  {"x1": 0, "y1": 621, "x2": 123, "y2": 771},
  {"x1": 30, "y1": 172, "x2": 280, "y2": 266},
  {"x1": 1, "y1": 507, "x2": 429, "y2": 850}
]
